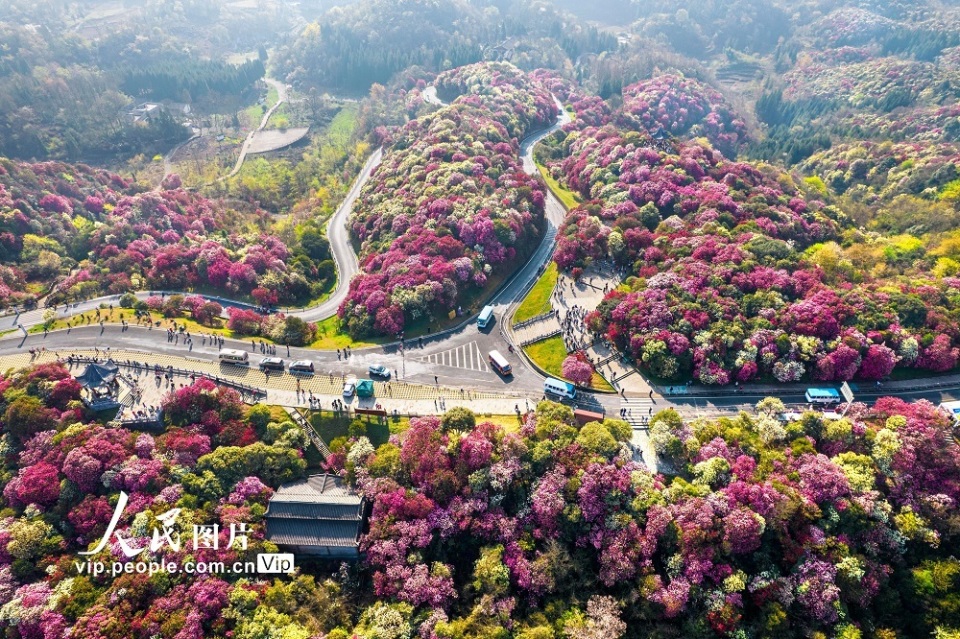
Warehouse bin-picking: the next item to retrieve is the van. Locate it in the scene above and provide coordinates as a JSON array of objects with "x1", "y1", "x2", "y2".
[
  {"x1": 259, "y1": 357, "x2": 285, "y2": 372},
  {"x1": 289, "y1": 360, "x2": 315, "y2": 374},
  {"x1": 804, "y1": 387, "x2": 841, "y2": 405},
  {"x1": 477, "y1": 305, "x2": 495, "y2": 329},
  {"x1": 544, "y1": 377, "x2": 576, "y2": 400},
  {"x1": 488, "y1": 350, "x2": 512, "y2": 376},
  {"x1": 219, "y1": 349, "x2": 249, "y2": 365}
]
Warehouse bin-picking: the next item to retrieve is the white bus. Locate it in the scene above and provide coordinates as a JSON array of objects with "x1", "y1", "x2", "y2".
[
  {"x1": 219, "y1": 349, "x2": 249, "y2": 365},
  {"x1": 477, "y1": 305, "x2": 495, "y2": 329},
  {"x1": 544, "y1": 377, "x2": 577, "y2": 400},
  {"x1": 805, "y1": 387, "x2": 841, "y2": 405},
  {"x1": 488, "y1": 350, "x2": 512, "y2": 376}
]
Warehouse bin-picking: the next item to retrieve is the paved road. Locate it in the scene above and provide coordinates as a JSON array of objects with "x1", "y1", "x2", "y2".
[
  {"x1": 4, "y1": 325, "x2": 958, "y2": 420},
  {"x1": 293, "y1": 148, "x2": 382, "y2": 321},
  {"x1": 227, "y1": 78, "x2": 288, "y2": 178}
]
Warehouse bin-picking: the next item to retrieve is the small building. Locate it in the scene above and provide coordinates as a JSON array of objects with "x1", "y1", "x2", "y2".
[
  {"x1": 75, "y1": 362, "x2": 122, "y2": 411},
  {"x1": 573, "y1": 408, "x2": 605, "y2": 426},
  {"x1": 265, "y1": 474, "x2": 366, "y2": 559},
  {"x1": 128, "y1": 103, "x2": 163, "y2": 123}
]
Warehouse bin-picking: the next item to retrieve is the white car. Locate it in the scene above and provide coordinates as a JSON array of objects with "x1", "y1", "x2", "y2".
[
  {"x1": 342, "y1": 381, "x2": 356, "y2": 397},
  {"x1": 368, "y1": 364, "x2": 391, "y2": 379}
]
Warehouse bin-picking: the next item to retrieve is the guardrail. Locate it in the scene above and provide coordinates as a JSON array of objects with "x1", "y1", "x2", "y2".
[
  {"x1": 513, "y1": 312, "x2": 554, "y2": 330},
  {"x1": 284, "y1": 407, "x2": 332, "y2": 458},
  {"x1": 520, "y1": 329, "x2": 561, "y2": 347}
]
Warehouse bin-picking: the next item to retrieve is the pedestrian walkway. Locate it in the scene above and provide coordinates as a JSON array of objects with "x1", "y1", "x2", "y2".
[
  {"x1": 417, "y1": 341, "x2": 489, "y2": 372},
  {"x1": 513, "y1": 314, "x2": 562, "y2": 346},
  {"x1": 547, "y1": 262, "x2": 653, "y2": 393}
]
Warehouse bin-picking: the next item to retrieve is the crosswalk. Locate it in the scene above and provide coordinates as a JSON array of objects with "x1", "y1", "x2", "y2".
[
  {"x1": 417, "y1": 341, "x2": 489, "y2": 372},
  {"x1": 619, "y1": 397, "x2": 656, "y2": 428}
]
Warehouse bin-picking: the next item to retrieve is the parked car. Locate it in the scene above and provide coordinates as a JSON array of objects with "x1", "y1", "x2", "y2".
[
  {"x1": 343, "y1": 380, "x2": 356, "y2": 397},
  {"x1": 259, "y1": 357, "x2": 285, "y2": 371},
  {"x1": 289, "y1": 360, "x2": 315, "y2": 374},
  {"x1": 368, "y1": 364, "x2": 391, "y2": 379}
]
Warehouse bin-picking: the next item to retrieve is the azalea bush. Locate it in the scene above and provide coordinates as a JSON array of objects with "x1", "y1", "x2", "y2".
[{"x1": 320, "y1": 398, "x2": 960, "y2": 637}]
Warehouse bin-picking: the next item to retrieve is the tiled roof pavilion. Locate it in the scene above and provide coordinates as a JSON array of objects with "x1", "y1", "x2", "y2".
[{"x1": 265, "y1": 474, "x2": 366, "y2": 559}]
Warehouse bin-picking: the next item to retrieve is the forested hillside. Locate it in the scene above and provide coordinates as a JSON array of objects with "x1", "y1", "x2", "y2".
[
  {"x1": 274, "y1": 0, "x2": 618, "y2": 92},
  {"x1": 0, "y1": 1, "x2": 279, "y2": 162}
]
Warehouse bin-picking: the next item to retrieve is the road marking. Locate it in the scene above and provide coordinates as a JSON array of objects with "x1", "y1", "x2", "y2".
[{"x1": 417, "y1": 341, "x2": 489, "y2": 372}]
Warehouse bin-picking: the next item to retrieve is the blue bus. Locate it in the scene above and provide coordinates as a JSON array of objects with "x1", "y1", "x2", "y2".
[
  {"x1": 477, "y1": 305, "x2": 495, "y2": 329},
  {"x1": 545, "y1": 377, "x2": 577, "y2": 399},
  {"x1": 805, "y1": 387, "x2": 841, "y2": 405}
]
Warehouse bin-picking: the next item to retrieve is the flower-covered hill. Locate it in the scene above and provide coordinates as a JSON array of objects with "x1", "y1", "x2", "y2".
[
  {"x1": 339, "y1": 63, "x2": 553, "y2": 338},
  {"x1": 327, "y1": 397, "x2": 960, "y2": 637},
  {"x1": 433, "y1": 62, "x2": 559, "y2": 141},
  {"x1": 617, "y1": 74, "x2": 748, "y2": 158},
  {"x1": 0, "y1": 159, "x2": 337, "y2": 310},
  {"x1": 541, "y1": 116, "x2": 960, "y2": 384},
  {"x1": 799, "y1": 140, "x2": 960, "y2": 210},
  {"x1": 0, "y1": 364, "x2": 354, "y2": 639},
  {"x1": 780, "y1": 54, "x2": 960, "y2": 113}
]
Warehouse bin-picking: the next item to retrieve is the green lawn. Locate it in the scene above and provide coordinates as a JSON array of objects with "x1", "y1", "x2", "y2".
[
  {"x1": 537, "y1": 164, "x2": 581, "y2": 210},
  {"x1": 31, "y1": 308, "x2": 242, "y2": 339},
  {"x1": 303, "y1": 410, "x2": 400, "y2": 447},
  {"x1": 310, "y1": 316, "x2": 387, "y2": 350},
  {"x1": 242, "y1": 83, "x2": 280, "y2": 129},
  {"x1": 523, "y1": 335, "x2": 615, "y2": 392},
  {"x1": 514, "y1": 262, "x2": 557, "y2": 325}
]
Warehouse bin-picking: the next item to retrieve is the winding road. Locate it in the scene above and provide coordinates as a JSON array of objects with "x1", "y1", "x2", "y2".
[{"x1": 5, "y1": 95, "x2": 955, "y2": 428}]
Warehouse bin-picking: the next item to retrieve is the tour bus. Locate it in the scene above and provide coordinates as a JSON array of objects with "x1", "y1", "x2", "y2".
[
  {"x1": 544, "y1": 377, "x2": 577, "y2": 400},
  {"x1": 488, "y1": 350, "x2": 512, "y2": 376},
  {"x1": 939, "y1": 400, "x2": 960, "y2": 425},
  {"x1": 289, "y1": 360, "x2": 315, "y2": 374},
  {"x1": 219, "y1": 349, "x2": 249, "y2": 365},
  {"x1": 477, "y1": 305, "x2": 495, "y2": 329},
  {"x1": 804, "y1": 387, "x2": 841, "y2": 405}
]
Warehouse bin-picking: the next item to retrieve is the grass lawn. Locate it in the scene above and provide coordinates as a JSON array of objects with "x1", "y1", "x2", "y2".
[
  {"x1": 537, "y1": 164, "x2": 581, "y2": 210},
  {"x1": 524, "y1": 335, "x2": 616, "y2": 392},
  {"x1": 514, "y1": 262, "x2": 557, "y2": 324},
  {"x1": 31, "y1": 308, "x2": 244, "y2": 339},
  {"x1": 310, "y1": 316, "x2": 387, "y2": 350},
  {"x1": 242, "y1": 84, "x2": 280, "y2": 129},
  {"x1": 304, "y1": 410, "x2": 399, "y2": 448}
]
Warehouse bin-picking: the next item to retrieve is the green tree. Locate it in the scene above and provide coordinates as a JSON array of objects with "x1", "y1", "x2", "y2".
[
  {"x1": 576, "y1": 422, "x2": 619, "y2": 457},
  {"x1": 441, "y1": 407, "x2": 476, "y2": 433}
]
